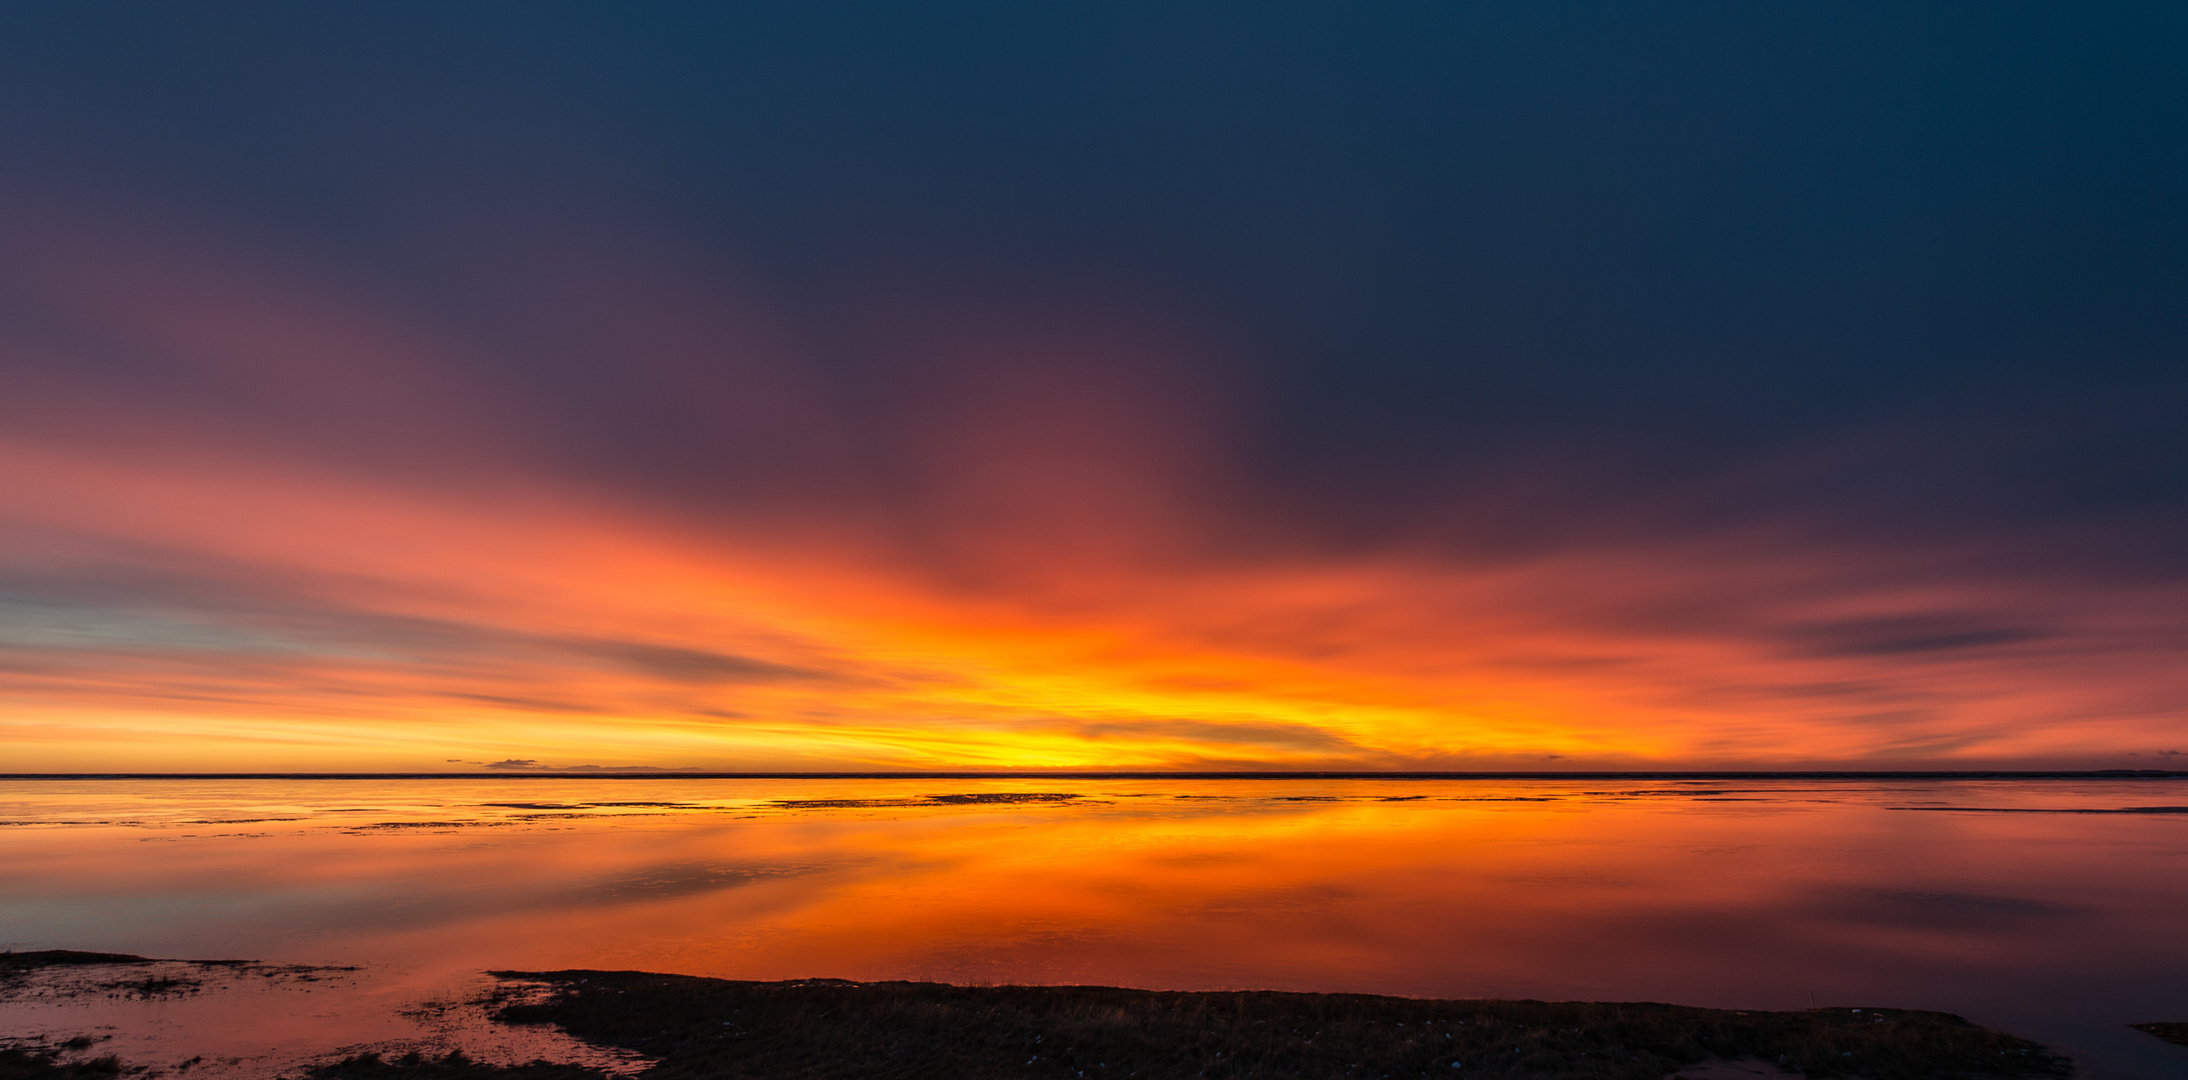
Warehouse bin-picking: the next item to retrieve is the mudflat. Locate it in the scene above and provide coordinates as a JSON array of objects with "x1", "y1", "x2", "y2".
[
  {"x1": 0, "y1": 952, "x2": 2085, "y2": 1080},
  {"x1": 456, "y1": 969, "x2": 2064, "y2": 1080}
]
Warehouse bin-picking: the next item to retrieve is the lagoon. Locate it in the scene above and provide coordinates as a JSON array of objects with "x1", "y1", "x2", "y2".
[{"x1": 2, "y1": 776, "x2": 2185, "y2": 1078}]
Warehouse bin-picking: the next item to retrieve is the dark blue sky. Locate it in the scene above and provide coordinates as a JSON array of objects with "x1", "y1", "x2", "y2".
[{"x1": 9, "y1": 4, "x2": 2184, "y2": 545}]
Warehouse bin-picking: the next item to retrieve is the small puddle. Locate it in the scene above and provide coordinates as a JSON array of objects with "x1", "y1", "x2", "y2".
[{"x1": 0, "y1": 959, "x2": 650, "y2": 1080}]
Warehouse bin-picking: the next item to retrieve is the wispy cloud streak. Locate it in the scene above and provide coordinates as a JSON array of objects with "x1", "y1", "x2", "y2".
[{"x1": 1, "y1": 200, "x2": 2181, "y2": 771}]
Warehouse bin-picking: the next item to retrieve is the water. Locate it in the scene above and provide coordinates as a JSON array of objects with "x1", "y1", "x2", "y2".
[{"x1": 2, "y1": 777, "x2": 2185, "y2": 1078}]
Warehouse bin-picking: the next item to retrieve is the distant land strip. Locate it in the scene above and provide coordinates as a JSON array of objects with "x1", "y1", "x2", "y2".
[{"x1": 1, "y1": 771, "x2": 2182, "y2": 781}]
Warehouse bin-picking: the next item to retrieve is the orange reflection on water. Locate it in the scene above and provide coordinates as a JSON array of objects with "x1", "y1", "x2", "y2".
[
  {"x1": 5, "y1": 778, "x2": 2188, "y2": 1072},
  {"x1": 1, "y1": 777, "x2": 2181, "y2": 993}
]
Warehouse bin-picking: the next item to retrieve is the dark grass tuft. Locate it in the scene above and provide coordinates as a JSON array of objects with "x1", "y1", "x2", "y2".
[
  {"x1": 477, "y1": 971, "x2": 2068, "y2": 1080},
  {"x1": 2130, "y1": 1022, "x2": 2188, "y2": 1047},
  {"x1": 296, "y1": 1051, "x2": 606, "y2": 1080},
  {"x1": 0, "y1": 1048, "x2": 129, "y2": 1080},
  {"x1": 86, "y1": 976, "x2": 201, "y2": 999}
]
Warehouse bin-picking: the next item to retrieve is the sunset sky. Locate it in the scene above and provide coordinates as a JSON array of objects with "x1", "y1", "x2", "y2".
[{"x1": 2, "y1": 5, "x2": 2184, "y2": 772}]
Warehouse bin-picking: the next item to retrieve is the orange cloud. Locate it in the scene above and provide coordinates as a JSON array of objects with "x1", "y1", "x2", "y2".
[{"x1": 2, "y1": 205, "x2": 2182, "y2": 771}]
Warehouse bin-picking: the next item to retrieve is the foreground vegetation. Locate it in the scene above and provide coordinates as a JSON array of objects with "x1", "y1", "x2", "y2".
[
  {"x1": 475, "y1": 970, "x2": 2068, "y2": 1080},
  {"x1": 302, "y1": 1052, "x2": 601, "y2": 1080},
  {"x1": 0, "y1": 1047, "x2": 124, "y2": 1080}
]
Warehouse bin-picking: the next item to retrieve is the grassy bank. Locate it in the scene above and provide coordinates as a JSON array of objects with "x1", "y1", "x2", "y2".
[{"x1": 463, "y1": 971, "x2": 2067, "y2": 1080}]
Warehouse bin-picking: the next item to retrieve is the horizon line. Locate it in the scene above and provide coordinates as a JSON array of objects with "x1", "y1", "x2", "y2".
[{"x1": 3, "y1": 770, "x2": 2184, "y2": 781}]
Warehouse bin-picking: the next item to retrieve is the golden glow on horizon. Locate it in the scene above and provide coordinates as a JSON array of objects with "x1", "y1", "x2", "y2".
[
  {"x1": 2, "y1": 213, "x2": 2182, "y2": 773},
  {"x1": 4, "y1": 429, "x2": 2181, "y2": 772}
]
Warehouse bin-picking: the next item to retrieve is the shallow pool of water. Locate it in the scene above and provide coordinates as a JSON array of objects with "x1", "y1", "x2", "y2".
[{"x1": 3, "y1": 776, "x2": 2185, "y2": 1077}]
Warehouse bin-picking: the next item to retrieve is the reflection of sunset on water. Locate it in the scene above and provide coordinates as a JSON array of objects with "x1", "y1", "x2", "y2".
[
  {"x1": 7, "y1": 776, "x2": 2184, "y2": 996},
  {"x1": 4, "y1": 777, "x2": 2185, "y2": 1071}
]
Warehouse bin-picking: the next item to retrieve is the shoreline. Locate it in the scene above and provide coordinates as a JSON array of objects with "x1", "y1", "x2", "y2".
[
  {"x1": 467, "y1": 970, "x2": 2076, "y2": 1079},
  {"x1": 3, "y1": 952, "x2": 2101, "y2": 1079},
  {"x1": 3, "y1": 771, "x2": 2184, "y2": 781}
]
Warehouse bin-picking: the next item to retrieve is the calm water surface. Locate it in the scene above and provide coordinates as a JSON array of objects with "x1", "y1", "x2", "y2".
[{"x1": 2, "y1": 777, "x2": 2185, "y2": 1078}]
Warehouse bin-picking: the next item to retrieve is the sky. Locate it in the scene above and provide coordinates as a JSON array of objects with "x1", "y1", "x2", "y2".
[{"x1": 2, "y1": 4, "x2": 2184, "y2": 772}]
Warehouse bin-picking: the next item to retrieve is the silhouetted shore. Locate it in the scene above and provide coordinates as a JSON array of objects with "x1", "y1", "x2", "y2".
[
  {"x1": 0, "y1": 951, "x2": 2131, "y2": 1079},
  {"x1": 448, "y1": 969, "x2": 2069, "y2": 1080}
]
